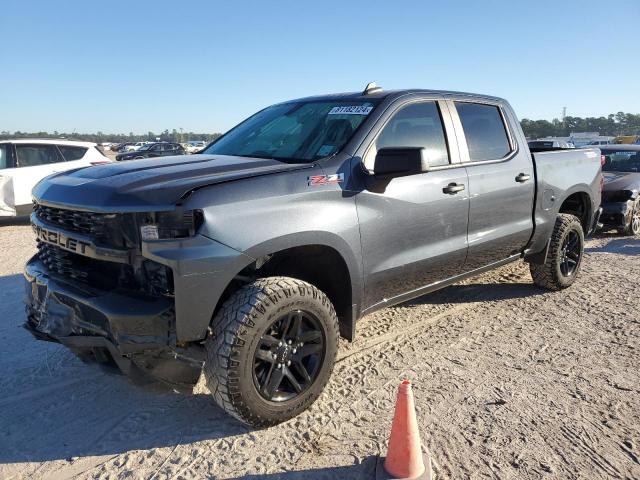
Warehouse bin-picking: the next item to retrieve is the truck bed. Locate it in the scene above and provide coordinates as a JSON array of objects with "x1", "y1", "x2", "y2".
[{"x1": 527, "y1": 147, "x2": 602, "y2": 255}]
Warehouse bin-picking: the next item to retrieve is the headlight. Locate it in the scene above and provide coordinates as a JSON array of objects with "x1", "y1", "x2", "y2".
[{"x1": 140, "y1": 209, "x2": 204, "y2": 240}]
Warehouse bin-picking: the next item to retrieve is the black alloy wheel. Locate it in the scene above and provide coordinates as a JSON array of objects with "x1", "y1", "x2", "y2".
[
  {"x1": 253, "y1": 310, "x2": 325, "y2": 402},
  {"x1": 559, "y1": 230, "x2": 582, "y2": 277}
]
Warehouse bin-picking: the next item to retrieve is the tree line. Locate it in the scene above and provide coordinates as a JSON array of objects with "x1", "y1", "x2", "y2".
[
  {"x1": 0, "y1": 129, "x2": 222, "y2": 144},
  {"x1": 520, "y1": 112, "x2": 640, "y2": 139},
  {"x1": 2, "y1": 112, "x2": 639, "y2": 143}
]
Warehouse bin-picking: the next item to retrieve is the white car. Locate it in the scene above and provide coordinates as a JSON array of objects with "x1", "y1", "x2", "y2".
[
  {"x1": 126, "y1": 141, "x2": 151, "y2": 152},
  {"x1": 0, "y1": 139, "x2": 111, "y2": 217},
  {"x1": 185, "y1": 141, "x2": 207, "y2": 154}
]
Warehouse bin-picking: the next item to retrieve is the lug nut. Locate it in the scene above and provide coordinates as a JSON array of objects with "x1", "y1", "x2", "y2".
[
  {"x1": 292, "y1": 348, "x2": 297, "y2": 354},
  {"x1": 287, "y1": 340, "x2": 292, "y2": 345},
  {"x1": 287, "y1": 360, "x2": 291, "y2": 366},
  {"x1": 272, "y1": 353, "x2": 277, "y2": 359},
  {"x1": 278, "y1": 363, "x2": 283, "y2": 369},
  {"x1": 278, "y1": 341, "x2": 283, "y2": 347}
]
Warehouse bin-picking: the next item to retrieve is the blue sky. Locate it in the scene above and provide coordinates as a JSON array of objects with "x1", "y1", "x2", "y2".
[{"x1": 1, "y1": 0, "x2": 638, "y2": 134}]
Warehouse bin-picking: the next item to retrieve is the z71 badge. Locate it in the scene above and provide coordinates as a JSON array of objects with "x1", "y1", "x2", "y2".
[{"x1": 308, "y1": 173, "x2": 344, "y2": 186}]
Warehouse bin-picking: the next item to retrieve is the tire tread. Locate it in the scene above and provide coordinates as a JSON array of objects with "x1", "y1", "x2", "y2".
[
  {"x1": 204, "y1": 276, "x2": 339, "y2": 427},
  {"x1": 530, "y1": 213, "x2": 583, "y2": 290}
]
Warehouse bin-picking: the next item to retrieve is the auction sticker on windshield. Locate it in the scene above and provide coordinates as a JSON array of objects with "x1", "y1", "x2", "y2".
[{"x1": 328, "y1": 106, "x2": 373, "y2": 115}]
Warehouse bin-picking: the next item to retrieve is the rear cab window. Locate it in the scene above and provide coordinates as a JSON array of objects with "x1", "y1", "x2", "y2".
[{"x1": 455, "y1": 102, "x2": 513, "y2": 162}]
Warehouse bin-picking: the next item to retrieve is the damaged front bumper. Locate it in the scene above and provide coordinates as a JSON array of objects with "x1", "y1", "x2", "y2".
[
  {"x1": 600, "y1": 200, "x2": 634, "y2": 229},
  {"x1": 24, "y1": 257, "x2": 204, "y2": 385}
]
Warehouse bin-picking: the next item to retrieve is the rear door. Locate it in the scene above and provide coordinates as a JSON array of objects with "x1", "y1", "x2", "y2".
[
  {"x1": 449, "y1": 100, "x2": 535, "y2": 269},
  {"x1": 149, "y1": 144, "x2": 163, "y2": 157},
  {"x1": 356, "y1": 97, "x2": 470, "y2": 310}
]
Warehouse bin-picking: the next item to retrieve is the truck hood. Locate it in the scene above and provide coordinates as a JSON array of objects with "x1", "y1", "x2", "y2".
[
  {"x1": 603, "y1": 171, "x2": 640, "y2": 193},
  {"x1": 32, "y1": 154, "x2": 313, "y2": 212}
]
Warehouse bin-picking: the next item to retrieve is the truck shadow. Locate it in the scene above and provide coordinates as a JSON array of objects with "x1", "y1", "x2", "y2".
[
  {"x1": 405, "y1": 281, "x2": 543, "y2": 307},
  {"x1": 231, "y1": 457, "x2": 378, "y2": 479},
  {"x1": 586, "y1": 237, "x2": 640, "y2": 256}
]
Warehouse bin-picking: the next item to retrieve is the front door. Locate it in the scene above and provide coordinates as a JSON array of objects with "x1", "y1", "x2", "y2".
[
  {"x1": 355, "y1": 99, "x2": 470, "y2": 310},
  {"x1": 10, "y1": 143, "x2": 67, "y2": 207}
]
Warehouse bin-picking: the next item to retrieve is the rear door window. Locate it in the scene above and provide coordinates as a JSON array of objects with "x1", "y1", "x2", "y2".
[
  {"x1": 58, "y1": 145, "x2": 88, "y2": 161},
  {"x1": 455, "y1": 102, "x2": 512, "y2": 162},
  {"x1": 15, "y1": 144, "x2": 65, "y2": 167}
]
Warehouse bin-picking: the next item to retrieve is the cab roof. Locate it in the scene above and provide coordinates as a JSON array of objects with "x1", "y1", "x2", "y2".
[
  {"x1": 0, "y1": 139, "x2": 97, "y2": 147},
  {"x1": 283, "y1": 88, "x2": 507, "y2": 105}
]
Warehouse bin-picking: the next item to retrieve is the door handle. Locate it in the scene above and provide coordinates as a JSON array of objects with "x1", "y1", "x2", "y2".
[
  {"x1": 442, "y1": 182, "x2": 465, "y2": 194},
  {"x1": 515, "y1": 173, "x2": 531, "y2": 183}
]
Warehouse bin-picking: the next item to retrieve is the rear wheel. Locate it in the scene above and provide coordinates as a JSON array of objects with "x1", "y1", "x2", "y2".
[
  {"x1": 530, "y1": 213, "x2": 585, "y2": 290},
  {"x1": 624, "y1": 200, "x2": 640, "y2": 236},
  {"x1": 204, "y1": 276, "x2": 339, "y2": 427}
]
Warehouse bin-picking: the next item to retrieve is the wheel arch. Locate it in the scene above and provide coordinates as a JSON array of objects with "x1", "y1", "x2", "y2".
[
  {"x1": 557, "y1": 189, "x2": 592, "y2": 233},
  {"x1": 211, "y1": 233, "x2": 363, "y2": 341}
]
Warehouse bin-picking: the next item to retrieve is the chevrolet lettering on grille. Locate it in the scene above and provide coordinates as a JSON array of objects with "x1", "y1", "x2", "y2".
[{"x1": 34, "y1": 225, "x2": 91, "y2": 255}]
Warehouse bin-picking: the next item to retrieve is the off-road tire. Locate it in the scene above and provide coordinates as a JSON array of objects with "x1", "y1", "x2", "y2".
[
  {"x1": 204, "y1": 276, "x2": 339, "y2": 427},
  {"x1": 530, "y1": 213, "x2": 585, "y2": 290},
  {"x1": 623, "y1": 199, "x2": 640, "y2": 236}
]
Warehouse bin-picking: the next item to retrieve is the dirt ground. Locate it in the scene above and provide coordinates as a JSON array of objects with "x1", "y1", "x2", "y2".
[{"x1": 0, "y1": 220, "x2": 638, "y2": 480}]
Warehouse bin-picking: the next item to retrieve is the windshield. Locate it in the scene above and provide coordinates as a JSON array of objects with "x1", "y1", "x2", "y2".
[
  {"x1": 602, "y1": 150, "x2": 640, "y2": 172},
  {"x1": 203, "y1": 100, "x2": 378, "y2": 162},
  {"x1": 138, "y1": 144, "x2": 153, "y2": 151}
]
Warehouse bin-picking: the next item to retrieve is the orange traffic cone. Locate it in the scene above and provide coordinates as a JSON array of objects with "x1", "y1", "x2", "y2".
[{"x1": 376, "y1": 379, "x2": 432, "y2": 480}]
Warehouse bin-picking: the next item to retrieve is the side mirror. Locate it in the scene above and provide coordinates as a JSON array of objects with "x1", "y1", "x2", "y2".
[{"x1": 373, "y1": 147, "x2": 430, "y2": 178}]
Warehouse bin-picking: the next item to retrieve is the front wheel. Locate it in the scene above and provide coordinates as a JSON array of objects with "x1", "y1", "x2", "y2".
[
  {"x1": 530, "y1": 213, "x2": 585, "y2": 290},
  {"x1": 624, "y1": 200, "x2": 640, "y2": 236},
  {"x1": 204, "y1": 277, "x2": 339, "y2": 427}
]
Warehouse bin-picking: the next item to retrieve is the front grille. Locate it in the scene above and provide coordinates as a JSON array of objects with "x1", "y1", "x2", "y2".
[
  {"x1": 33, "y1": 204, "x2": 114, "y2": 238},
  {"x1": 33, "y1": 203, "x2": 172, "y2": 297},
  {"x1": 38, "y1": 242, "x2": 129, "y2": 290}
]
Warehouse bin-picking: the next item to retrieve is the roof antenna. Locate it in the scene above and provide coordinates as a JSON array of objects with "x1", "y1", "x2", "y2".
[{"x1": 363, "y1": 82, "x2": 382, "y2": 95}]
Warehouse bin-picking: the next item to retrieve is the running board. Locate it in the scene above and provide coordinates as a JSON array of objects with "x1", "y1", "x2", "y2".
[{"x1": 362, "y1": 254, "x2": 522, "y2": 315}]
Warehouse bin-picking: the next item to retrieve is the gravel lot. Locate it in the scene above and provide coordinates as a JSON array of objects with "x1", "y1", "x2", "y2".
[{"x1": 0, "y1": 221, "x2": 638, "y2": 479}]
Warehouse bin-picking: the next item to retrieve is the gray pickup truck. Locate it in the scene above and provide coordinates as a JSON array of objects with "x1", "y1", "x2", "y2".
[{"x1": 25, "y1": 85, "x2": 602, "y2": 426}]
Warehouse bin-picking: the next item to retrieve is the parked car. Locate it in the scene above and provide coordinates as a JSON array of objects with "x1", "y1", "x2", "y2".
[
  {"x1": 111, "y1": 142, "x2": 135, "y2": 152},
  {"x1": 125, "y1": 141, "x2": 152, "y2": 152},
  {"x1": 528, "y1": 140, "x2": 574, "y2": 149},
  {"x1": 116, "y1": 142, "x2": 185, "y2": 161},
  {"x1": 0, "y1": 139, "x2": 111, "y2": 217},
  {"x1": 185, "y1": 141, "x2": 207, "y2": 154},
  {"x1": 600, "y1": 145, "x2": 640, "y2": 235},
  {"x1": 25, "y1": 86, "x2": 602, "y2": 427}
]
